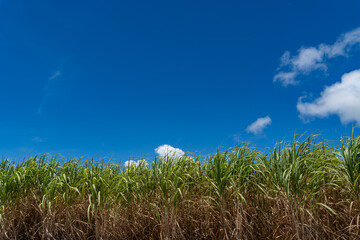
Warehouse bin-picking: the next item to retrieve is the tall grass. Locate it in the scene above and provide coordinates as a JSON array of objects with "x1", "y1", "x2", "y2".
[{"x1": 1, "y1": 133, "x2": 360, "y2": 239}]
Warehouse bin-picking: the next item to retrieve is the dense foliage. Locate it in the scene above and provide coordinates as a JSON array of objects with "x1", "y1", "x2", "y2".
[{"x1": 1, "y1": 133, "x2": 360, "y2": 239}]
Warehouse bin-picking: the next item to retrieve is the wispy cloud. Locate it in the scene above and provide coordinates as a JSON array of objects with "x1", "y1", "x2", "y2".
[
  {"x1": 274, "y1": 27, "x2": 360, "y2": 86},
  {"x1": 38, "y1": 70, "x2": 61, "y2": 114},
  {"x1": 246, "y1": 116, "x2": 272, "y2": 135},
  {"x1": 297, "y1": 69, "x2": 360, "y2": 124},
  {"x1": 155, "y1": 144, "x2": 185, "y2": 158},
  {"x1": 48, "y1": 70, "x2": 61, "y2": 80},
  {"x1": 31, "y1": 136, "x2": 47, "y2": 143}
]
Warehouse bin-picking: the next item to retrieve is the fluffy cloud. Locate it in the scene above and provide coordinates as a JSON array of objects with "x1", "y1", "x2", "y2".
[
  {"x1": 297, "y1": 69, "x2": 360, "y2": 124},
  {"x1": 124, "y1": 160, "x2": 137, "y2": 167},
  {"x1": 155, "y1": 144, "x2": 185, "y2": 158},
  {"x1": 274, "y1": 27, "x2": 360, "y2": 86},
  {"x1": 246, "y1": 116, "x2": 272, "y2": 134},
  {"x1": 124, "y1": 159, "x2": 148, "y2": 168}
]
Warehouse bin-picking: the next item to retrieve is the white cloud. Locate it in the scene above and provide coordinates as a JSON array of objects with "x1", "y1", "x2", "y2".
[
  {"x1": 273, "y1": 71, "x2": 298, "y2": 86},
  {"x1": 274, "y1": 27, "x2": 360, "y2": 86},
  {"x1": 297, "y1": 69, "x2": 360, "y2": 124},
  {"x1": 124, "y1": 160, "x2": 137, "y2": 167},
  {"x1": 124, "y1": 159, "x2": 148, "y2": 168},
  {"x1": 291, "y1": 47, "x2": 327, "y2": 73},
  {"x1": 246, "y1": 116, "x2": 272, "y2": 134},
  {"x1": 155, "y1": 144, "x2": 185, "y2": 158}
]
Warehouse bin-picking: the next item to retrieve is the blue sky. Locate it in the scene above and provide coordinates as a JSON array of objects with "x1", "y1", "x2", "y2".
[{"x1": 1, "y1": 0, "x2": 360, "y2": 162}]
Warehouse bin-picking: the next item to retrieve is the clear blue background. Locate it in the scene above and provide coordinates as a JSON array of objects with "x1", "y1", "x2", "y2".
[{"x1": 1, "y1": 0, "x2": 359, "y2": 162}]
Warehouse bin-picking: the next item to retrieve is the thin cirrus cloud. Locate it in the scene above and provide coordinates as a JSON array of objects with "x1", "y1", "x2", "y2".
[
  {"x1": 31, "y1": 136, "x2": 46, "y2": 143},
  {"x1": 155, "y1": 144, "x2": 185, "y2": 158},
  {"x1": 246, "y1": 116, "x2": 272, "y2": 135},
  {"x1": 37, "y1": 70, "x2": 61, "y2": 114},
  {"x1": 274, "y1": 27, "x2": 360, "y2": 86},
  {"x1": 297, "y1": 69, "x2": 360, "y2": 124},
  {"x1": 48, "y1": 71, "x2": 61, "y2": 81}
]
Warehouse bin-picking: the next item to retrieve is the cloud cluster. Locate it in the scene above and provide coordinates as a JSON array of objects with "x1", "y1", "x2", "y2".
[
  {"x1": 246, "y1": 116, "x2": 272, "y2": 135},
  {"x1": 274, "y1": 27, "x2": 360, "y2": 86},
  {"x1": 155, "y1": 144, "x2": 185, "y2": 158},
  {"x1": 297, "y1": 69, "x2": 360, "y2": 124}
]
